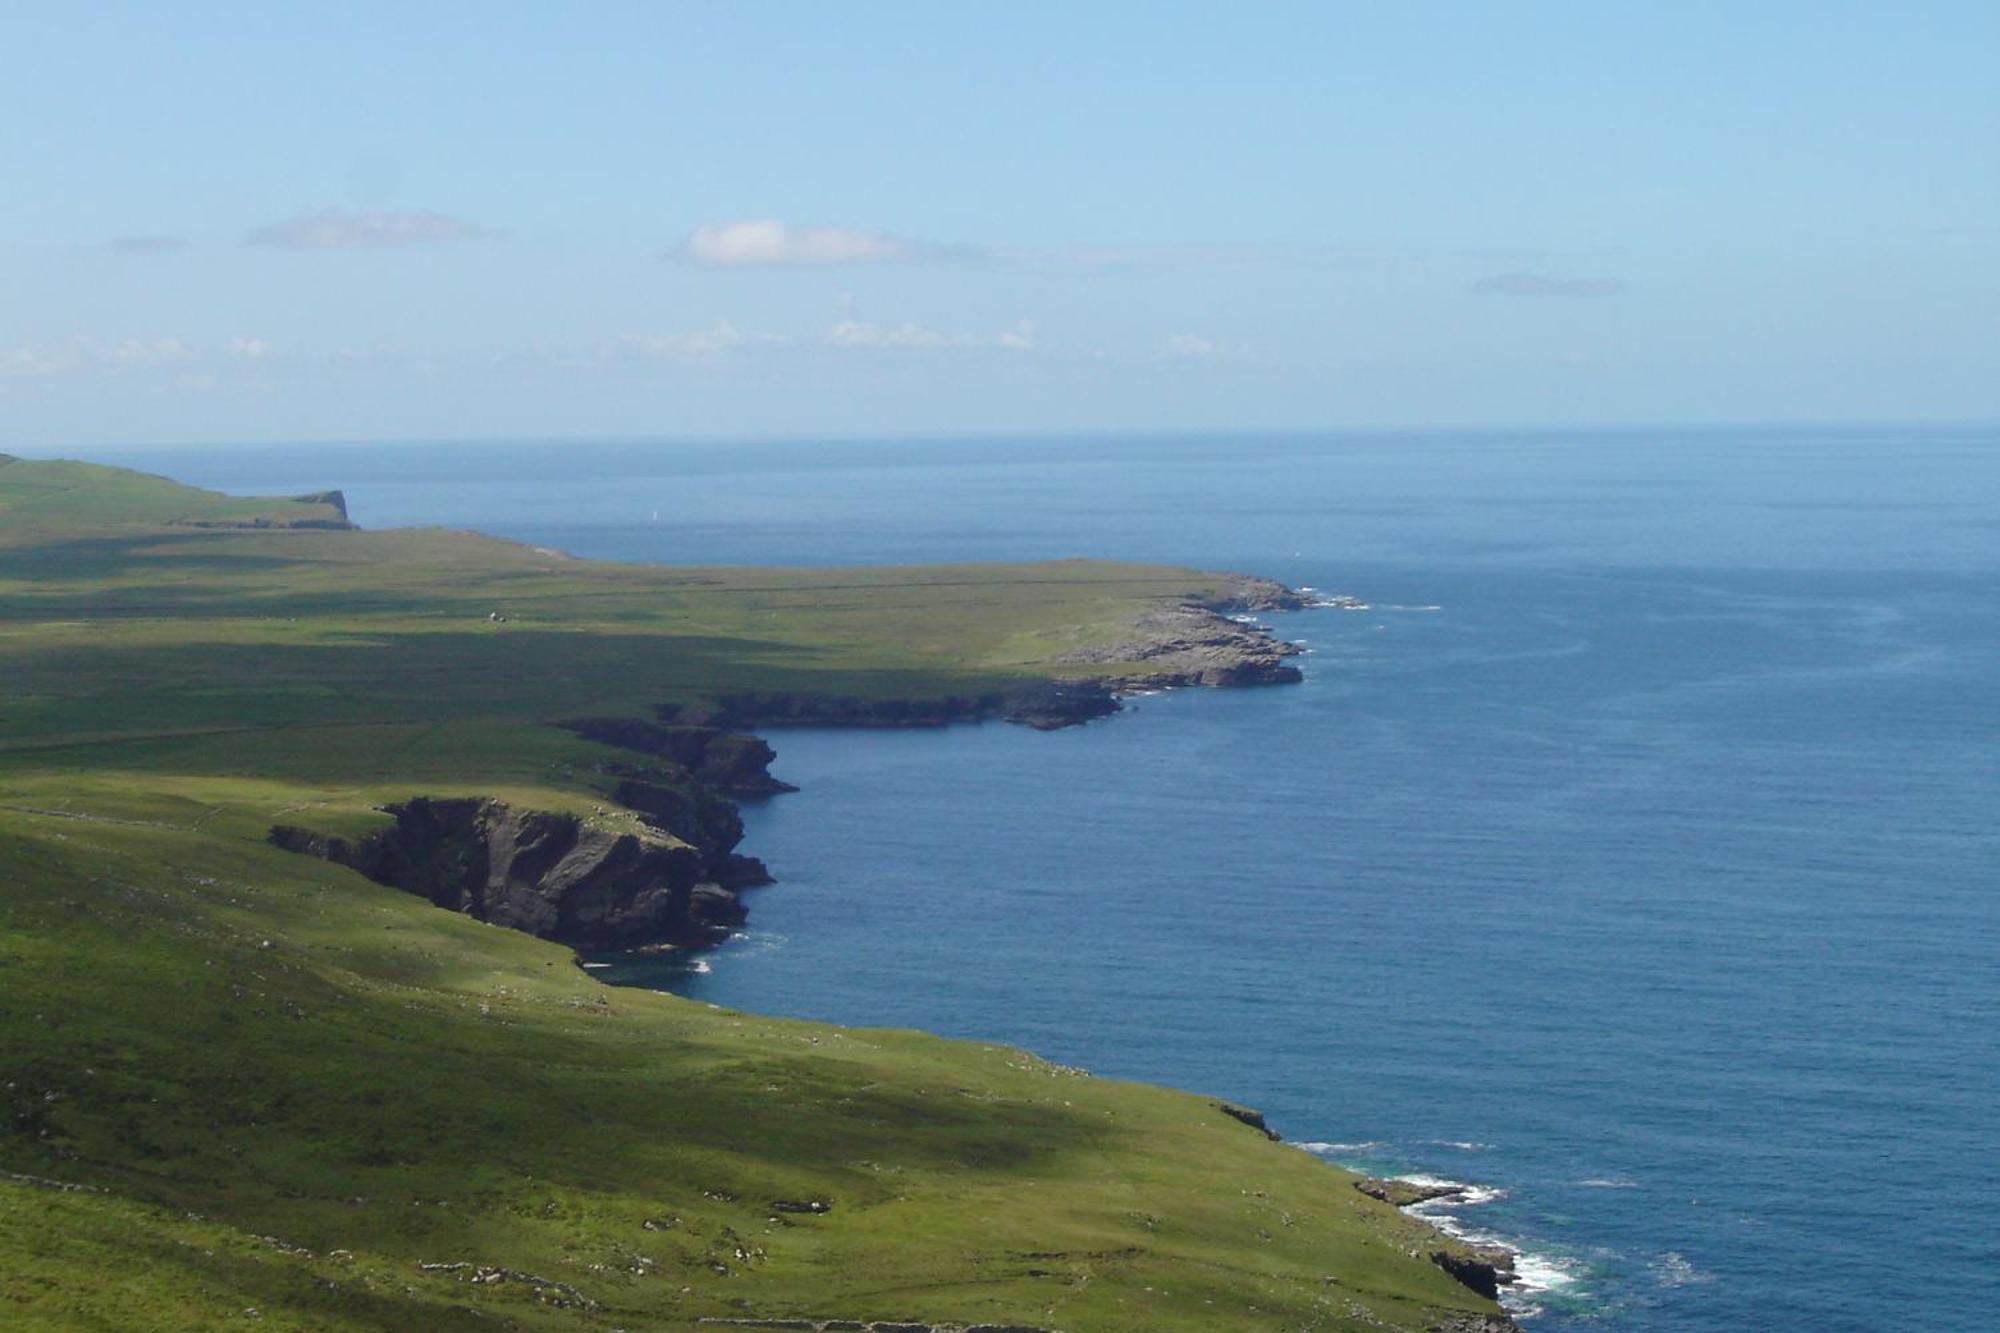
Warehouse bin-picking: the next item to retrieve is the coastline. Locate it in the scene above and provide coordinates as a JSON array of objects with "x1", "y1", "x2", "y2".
[
  {"x1": 266, "y1": 574, "x2": 1329, "y2": 948},
  {"x1": 2, "y1": 455, "x2": 1526, "y2": 1328}
]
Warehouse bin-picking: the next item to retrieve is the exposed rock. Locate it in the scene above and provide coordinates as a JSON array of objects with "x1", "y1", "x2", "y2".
[
  {"x1": 1355, "y1": 1177, "x2": 1470, "y2": 1208},
  {"x1": 417, "y1": 1261, "x2": 594, "y2": 1309},
  {"x1": 1431, "y1": 1250, "x2": 1506, "y2": 1302},
  {"x1": 171, "y1": 489, "x2": 356, "y2": 532},
  {"x1": 271, "y1": 797, "x2": 736, "y2": 949},
  {"x1": 1215, "y1": 1102, "x2": 1282, "y2": 1141},
  {"x1": 291, "y1": 489, "x2": 350, "y2": 521},
  {"x1": 1464, "y1": 1242, "x2": 1519, "y2": 1287},
  {"x1": 1059, "y1": 603, "x2": 1305, "y2": 689},
  {"x1": 1196, "y1": 574, "x2": 1310, "y2": 613},
  {"x1": 562, "y1": 717, "x2": 796, "y2": 795},
  {"x1": 646, "y1": 574, "x2": 1322, "y2": 736},
  {"x1": 1000, "y1": 679, "x2": 1121, "y2": 730}
]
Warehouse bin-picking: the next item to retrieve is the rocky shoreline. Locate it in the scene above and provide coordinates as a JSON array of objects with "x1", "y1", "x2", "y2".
[
  {"x1": 1355, "y1": 1177, "x2": 1527, "y2": 1314},
  {"x1": 258, "y1": 574, "x2": 1530, "y2": 1325},
  {"x1": 267, "y1": 575, "x2": 1322, "y2": 947}
]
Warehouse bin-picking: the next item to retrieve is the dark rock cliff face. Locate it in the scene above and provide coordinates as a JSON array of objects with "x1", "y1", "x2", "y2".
[
  {"x1": 561, "y1": 718, "x2": 796, "y2": 796},
  {"x1": 273, "y1": 718, "x2": 798, "y2": 949},
  {"x1": 272, "y1": 797, "x2": 747, "y2": 949},
  {"x1": 173, "y1": 489, "x2": 357, "y2": 531},
  {"x1": 642, "y1": 574, "x2": 1322, "y2": 735},
  {"x1": 272, "y1": 575, "x2": 1328, "y2": 954},
  {"x1": 1215, "y1": 1102, "x2": 1282, "y2": 1140}
]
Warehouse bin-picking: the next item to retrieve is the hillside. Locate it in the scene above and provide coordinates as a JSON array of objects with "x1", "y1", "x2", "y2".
[{"x1": 0, "y1": 457, "x2": 1510, "y2": 1331}]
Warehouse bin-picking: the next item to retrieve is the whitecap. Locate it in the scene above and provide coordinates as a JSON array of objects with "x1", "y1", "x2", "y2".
[
  {"x1": 1295, "y1": 1140, "x2": 1388, "y2": 1155},
  {"x1": 1651, "y1": 1252, "x2": 1709, "y2": 1287},
  {"x1": 1384, "y1": 1175, "x2": 1509, "y2": 1220},
  {"x1": 1512, "y1": 1250, "x2": 1583, "y2": 1295},
  {"x1": 1428, "y1": 1139, "x2": 1492, "y2": 1152},
  {"x1": 1579, "y1": 1177, "x2": 1639, "y2": 1189}
]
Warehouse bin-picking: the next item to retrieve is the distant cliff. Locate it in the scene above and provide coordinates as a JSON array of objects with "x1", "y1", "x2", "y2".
[
  {"x1": 272, "y1": 795, "x2": 760, "y2": 950},
  {"x1": 270, "y1": 577, "x2": 1325, "y2": 952}
]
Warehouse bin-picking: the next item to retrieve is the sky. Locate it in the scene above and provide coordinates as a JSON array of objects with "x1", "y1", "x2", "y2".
[{"x1": 2, "y1": 1, "x2": 1996, "y2": 448}]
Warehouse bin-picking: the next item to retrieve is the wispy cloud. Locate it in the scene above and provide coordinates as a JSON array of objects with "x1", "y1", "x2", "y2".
[
  {"x1": 673, "y1": 219, "x2": 969, "y2": 268},
  {"x1": 1470, "y1": 272, "x2": 1627, "y2": 298},
  {"x1": 2, "y1": 336, "x2": 236, "y2": 379},
  {"x1": 622, "y1": 323, "x2": 790, "y2": 359},
  {"x1": 106, "y1": 234, "x2": 190, "y2": 255},
  {"x1": 1162, "y1": 333, "x2": 1219, "y2": 360},
  {"x1": 827, "y1": 319, "x2": 1034, "y2": 351},
  {"x1": 245, "y1": 208, "x2": 496, "y2": 251}
]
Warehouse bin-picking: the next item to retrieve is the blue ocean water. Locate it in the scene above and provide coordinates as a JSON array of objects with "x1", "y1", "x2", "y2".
[{"x1": 100, "y1": 427, "x2": 2000, "y2": 1330}]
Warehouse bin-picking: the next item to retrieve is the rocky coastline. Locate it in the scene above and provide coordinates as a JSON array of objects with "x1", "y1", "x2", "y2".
[
  {"x1": 270, "y1": 575, "x2": 1319, "y2": 948},
  {"x1": 1355, "y1": 1177, "x2": 1526, "y2": 1313},
  {"x1": 255, "y1": 572, "x2": 1529, "y2": 1325}
]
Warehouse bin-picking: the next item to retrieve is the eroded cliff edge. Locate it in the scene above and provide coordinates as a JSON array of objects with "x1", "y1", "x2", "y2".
[{"x1": 270, "y1": 575, "x2": 1323, "y2": 949}]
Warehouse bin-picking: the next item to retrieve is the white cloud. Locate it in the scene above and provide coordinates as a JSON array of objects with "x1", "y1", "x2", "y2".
[
  {"x1": 227, "y1": 337, "x2": 273, "y2": 360},
  {"x1": 1, "y1": 345, "x2": 80, "y2": 378},
  {"x1": 1162, "y1": 333, "x2": 1218, "y2": 360},
  {"x1": 245, "y1": 209, "x2": 495, "y2": 250},
  {"x1": 104, "y1": 337, "x2": 193, "y2": 367},
  {"x1": 1, "y1": 336, "x2": 194, "y2": 378},
  {"x1": 622, "y1": 323, "x2": 788, "y2": 359},
  {"x1": 827, "y1": 319, "x2": 1035, "y2": 352},
  {"x1": 676, "y1": 219, "x2": 933, "y2": 268}
]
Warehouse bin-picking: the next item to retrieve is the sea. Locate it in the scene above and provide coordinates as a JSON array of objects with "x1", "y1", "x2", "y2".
[{"x1": 95, "y1": 425, "x2": 2000, "y2": 1331}]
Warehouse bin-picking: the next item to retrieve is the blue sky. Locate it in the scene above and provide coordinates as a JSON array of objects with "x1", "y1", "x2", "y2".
[{"x1": 3, "y1": 1, "x2": 1995, "y2": 447}]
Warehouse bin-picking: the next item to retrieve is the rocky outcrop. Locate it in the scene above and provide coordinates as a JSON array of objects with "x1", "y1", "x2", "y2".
[
  {"x1": 271, "y1": 797, "x2": 747, "y2": 949},
  {"x1": 609, "y1": 776, "x2": 772, "y2": 888},
  {"x1": 1432, "y1": 1250, "x2": 1512, "y2": 1303},
  {"x1": 998, "y1": 680, "x2": 1121, "y2": 730},
  {"x1": 291, "y1": 489, "x2": 350, "y2": 520},
  {"x1": 281, "y1": 574, "x2": 1331, "y2": 953},
  {"x1": 1054, "y1": 603, "x2": 1304, "y2": 689},
  {"x1": 653, "y1": 575, "x2": 1325, "y2": 735},
  {"x1": 1215, "y1": 1102, "x2": 1282, "y2": 1141},
  {"x1": 1195, "y1": 574, "x2": 1310, "y2": 613},
  {"x1": 561, "y1": 717, "x2": 795, "y2": 796},
  {"x1": 1356, "y1": 1177, "x2": 1469, "y2": 1208},
  {"x1": 1352, "y1": 1179, "x2": 1521, "y2": 1308},
  {"x1": 172, "y1": 489, "x2": 357, "y2": 531}
]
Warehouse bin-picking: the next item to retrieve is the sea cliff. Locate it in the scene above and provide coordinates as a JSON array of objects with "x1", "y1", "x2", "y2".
[
  {"x1": 0, "y1": 455, "x2": 1518, "y2": 1330},
  {"x1": 271, "y1": 576, "x2": 1316, "y2": 949}
]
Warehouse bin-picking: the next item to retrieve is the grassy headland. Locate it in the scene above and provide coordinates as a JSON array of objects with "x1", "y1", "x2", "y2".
[{"x1": 0, "y1": 455, "x2": 1507, "y2": 1331}]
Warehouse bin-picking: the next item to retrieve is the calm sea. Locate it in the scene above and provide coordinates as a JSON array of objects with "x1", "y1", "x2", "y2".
[{"x1": 97, "y1": 426, "x2": 2000, "y2": 1331}]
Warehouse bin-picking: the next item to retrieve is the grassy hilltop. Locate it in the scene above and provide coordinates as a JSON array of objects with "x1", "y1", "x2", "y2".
[{"x1": 0, "y1": 455, "x2": 1504, "y2": 1331}]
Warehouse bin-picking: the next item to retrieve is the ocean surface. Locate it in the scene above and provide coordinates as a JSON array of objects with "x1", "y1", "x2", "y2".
[{"x1": 96, "y1": 427, "x2": 2000, "y2": 1331}]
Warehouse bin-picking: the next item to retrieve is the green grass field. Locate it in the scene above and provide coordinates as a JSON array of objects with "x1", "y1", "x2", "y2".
[{"x1": 0, "y1": 455, "x2": 1502, "y2": 1330}]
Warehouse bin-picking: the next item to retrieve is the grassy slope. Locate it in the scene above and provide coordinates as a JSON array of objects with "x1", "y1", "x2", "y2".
[{"x1": 0, "y1": 456, "x2": 1495, "y2": 1330}]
